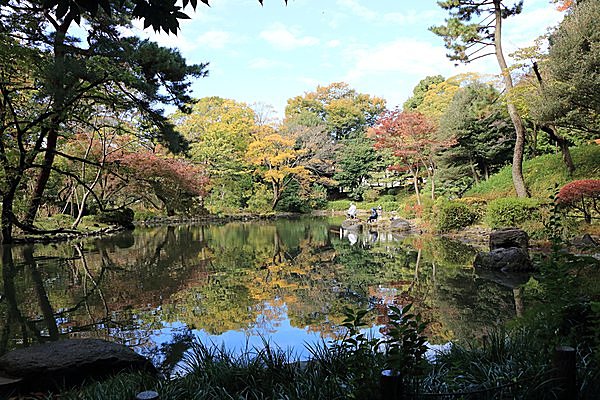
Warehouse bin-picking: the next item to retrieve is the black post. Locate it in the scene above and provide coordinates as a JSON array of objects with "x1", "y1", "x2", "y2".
[
  {"x1": 380, "y1": 370, "x2": 403, "y2": 399},
  {"x1": 552, "y1": 346, "x2": 577, "y2": 399}
]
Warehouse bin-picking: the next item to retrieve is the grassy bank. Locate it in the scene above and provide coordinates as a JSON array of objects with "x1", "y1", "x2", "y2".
[{"x1": 466, "y1": 145, "x2": 600, "y2": 200}]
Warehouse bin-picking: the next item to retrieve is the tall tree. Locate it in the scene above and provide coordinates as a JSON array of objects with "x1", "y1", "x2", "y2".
[
  {"x1": 539, "y1": 0, "x2": 600, "y2": 135},
  {"x1": 174, "y1": 97, "x2": 256, "y2": 177},
  {"x1": 0, "y1": 1, "x2": 206, "y2": 243},
  {"x1": 246, "y1": 128, "x2": 312, "y2": 209},
  {"x1": 436, "y1": 82, "x2": 515, "y2": 195},
  {"x1": 372, "y1": 111, "x2": 446, "y2": 204},
  {"x1": 507, "y1": 45, "x2": 576, "y2": 173},
  {"x1": 173, "y1": 97, "x2": 257, "y2": 210},
  {"x1": 333, "y1": 136, "x2": 379, "y2": 200},
  {"x1": 431, "y1": 0, "x2": 530, "y2": 197}
]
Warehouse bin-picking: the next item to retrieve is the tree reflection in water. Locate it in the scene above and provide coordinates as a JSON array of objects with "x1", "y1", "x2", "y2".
[{"x1": 0, "y1": 218, "x2": 519, "y2": 366}]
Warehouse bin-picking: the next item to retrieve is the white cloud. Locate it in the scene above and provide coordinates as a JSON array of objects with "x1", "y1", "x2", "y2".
[
  {"x1": 259, "y1": 23, "x2": 320, "y2": 50},
  {"x1": 503, "y1": 6, "x2": 564, "y2": 54},
  {"x1": 327, "y1": 39, "x2": 341, "y2": 48},
  {"x1": 248, "y1": 58, "x2": 291, "y2": 70},
  {"x1": 343, "y1": 39, "x2": 455, "y2": 80},
  {"x1": 383, "y1": 9, "x2": 443, "y2": 26},
  {"x1": 336, "y1": 0, "x2": 377, "y2": 21},
  {"x1": 195, "y1": 31, "x2": 233, "y2": 49},
  {"x1": 340, "y1": 38, "x2": 498, "y2": 108}
]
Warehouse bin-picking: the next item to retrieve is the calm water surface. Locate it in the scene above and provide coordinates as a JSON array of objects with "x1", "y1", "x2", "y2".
[{"x1": 0, "y1": 218, "x2": 522, "y2": 368}]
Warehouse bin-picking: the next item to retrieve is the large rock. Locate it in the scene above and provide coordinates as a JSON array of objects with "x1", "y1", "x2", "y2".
[
  {"x1": 341, "y1": 219, "x2": 363, "y2": 231},
  {"x1": 389, "y1": 218, "x2": 411, "y2": 232},
  {"x1": 489, "y1": 228, "x2": 529, "y2": 254},
  {"x1": 0, "y1": 339, "x2": 156, "y2": 392},
  {"x1": 473, "y1": 247, "x2": 533, "y2": 272}
]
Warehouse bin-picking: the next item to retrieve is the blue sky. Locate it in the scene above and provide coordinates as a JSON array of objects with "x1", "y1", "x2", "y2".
[{"x1": 134, "y1": 0, "x2": 564, "y2": 118}]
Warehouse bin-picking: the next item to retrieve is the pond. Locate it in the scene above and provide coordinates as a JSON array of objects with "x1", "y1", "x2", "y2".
[{"x1": 0, "y1": 217, "x2": 523, "y2": 370}]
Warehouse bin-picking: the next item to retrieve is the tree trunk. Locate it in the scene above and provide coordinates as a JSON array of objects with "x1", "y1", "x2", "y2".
[
  {"x1": 494, "y1": 1, "x2": 528, "y2": 198},
  {"x1": 25, "y1": 127, "x2": 58, "y2": 224},
  {"x1": 532, "y1": 62, "x2": 576, "y2": 175},
  {"x1": 1, "y1": 188, "x2": 16, "y2": 244},
  {"x1": 72, "y1": 162, "x2": 104, "y2": 228},
  {"x1": 470, "y1": 159, "x2": 480, "y2": 184},
  {"x1": 412, "y1": 168, "x2": 421, "y2": 206},
  {"x1": 541, "y1": 125, "x2": 576, "y2": 175},
  {"x1": 429, "y1": 170, "x2": 435, "y2": 200},
  {"x1": 25, "y1": 20, "x2": 71, "y2": 224},
  {"x1": 271, "y1": 180, "x2": 281, "y2": 210}
]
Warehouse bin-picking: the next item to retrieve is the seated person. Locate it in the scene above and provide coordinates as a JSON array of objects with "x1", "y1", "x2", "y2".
[
  {"x1": 347, "y1": 202, "x2": 357, "y2": 219},
  {"x1": 367, "y1": 207, "x2": 378, "y2": 223}
]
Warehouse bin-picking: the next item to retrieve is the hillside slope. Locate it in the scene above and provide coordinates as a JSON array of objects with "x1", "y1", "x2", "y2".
[{"x1": 466, "y1": 145, "x2": 600, "y2": 199}]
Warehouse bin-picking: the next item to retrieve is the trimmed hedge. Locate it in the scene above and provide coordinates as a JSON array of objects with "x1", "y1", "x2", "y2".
[
  {"x1": 434, "y1": 199, "x2": 480, "y2": 233},
  {"x1": 484, "y1": 198, "x2": 544, "y2": 229}
]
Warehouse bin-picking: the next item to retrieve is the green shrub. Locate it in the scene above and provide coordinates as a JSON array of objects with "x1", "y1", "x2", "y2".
[
  {"x1": 434, "y1": 198, "x2": 479, "y2": 233},
  {"x1": 485, "y1": 198, "x2": 544, "y2": 229},
  {"x1": 134, "y1": 209, "x2": 162, "y2": 221},
  {"x1": 307, "y1": 184, "x2": 328, "y2": 210},
  {"x1": 362, "y1": 188, "x2": 380, "y2": 202},
  {"x1": 378, "y1": 194, "x2": 397, "y2": 203}
]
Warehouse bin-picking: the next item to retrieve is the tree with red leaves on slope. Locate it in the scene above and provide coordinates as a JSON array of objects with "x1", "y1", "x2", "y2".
[{"x1": 556, "y1": 179, "x2": 600, "y2": 223}]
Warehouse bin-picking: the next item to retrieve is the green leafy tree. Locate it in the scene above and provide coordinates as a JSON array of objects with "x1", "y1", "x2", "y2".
[
  {"x1": 285, "y1": 82, "x2": 386, "y2": 142},
  {"x1": 436, "y1": 82, "x2": 515, "y2": 195},
  {"x1": 538, "y1": 0, "x2": 600, "y2": 135},
  {"x1": 403, "y1": 75, "x2": 445, "y2": 111},
  {"x1": 0, "y1": 1, "x2": 206, "y2": 242},
  {"x1": 508, "y1": 42, "x2": 576, "y2": 173},
  {"x1": 431, "y1": 0, "x2": 530, "y2": 198},
  {"x1": 173, "y1": 97, "x2": 257, "y2": 210},
  {"x1": 334, "y1": 137, "x2": 379, "y2": 200}
]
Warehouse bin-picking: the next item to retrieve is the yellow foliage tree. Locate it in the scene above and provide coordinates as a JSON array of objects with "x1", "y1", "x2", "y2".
[{"x1": 246, "y1": 128, "x2": 313, "y2": 209}]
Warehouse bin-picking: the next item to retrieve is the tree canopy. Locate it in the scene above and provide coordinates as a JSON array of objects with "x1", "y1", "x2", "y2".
[
  {"x1": 538, "y1": 0, "x2": 600, "y2": 134},
  {"x1": 285, "y1": 82, "x2": 386, "y2": 142}
]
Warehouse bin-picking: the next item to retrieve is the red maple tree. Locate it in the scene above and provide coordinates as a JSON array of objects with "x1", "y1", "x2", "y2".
[
  {"x1": 110, "y1": 150, "x2": 209, "y2": 215},
  {"x1": 556, "y1": 179, "x2": 600, "y2": 223},
  {"x1": 371, "y1": 110, "x2": 451, "y2": 204}
]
